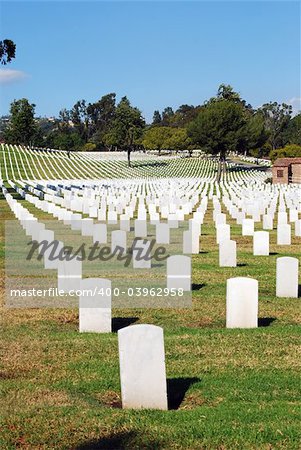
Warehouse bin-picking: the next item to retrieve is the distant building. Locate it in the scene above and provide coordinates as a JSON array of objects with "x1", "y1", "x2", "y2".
[{"x1": 272, "y1": 158, "x2": 301, "y2": 184}]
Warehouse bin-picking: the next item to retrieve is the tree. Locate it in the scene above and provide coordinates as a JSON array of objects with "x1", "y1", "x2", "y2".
[
  {"x1": 206, "y1": 84, "x2": 253, "y2": 112},
  {"x1": 87, "y1": 93, "x2": 116, "y2": 148},
  {"x1": 239, "y1": 112, "x2": 268, "y2": 157},
  {"x1": 143, "y1": 126, "x2": 193, "y2": 155},
  {"x1": 217, "y1": 84, "x2": 242, "y2": 103},
  {"x1": 46, "y1": 129, "x2": 83, "y2": 151},
  {"x1": 188, "y1": 100, "x2": 246, "y2": 181},
  {"x1": 152, "y1": 110, "x2": 162, "y2": 125},
  {"x1": 161, "y1": 107, "x2": 174, "y2": 126},
  {"x1": 4, "y1": 98, "x2": 37, "y2": 145},
  {"x1": 171, "y1": 104, "x2": 200, "y2": 127},
  {"x1": 70, "y1": 100, "x2": 89, "y2": 142},
  {"x1": 282, "y1": 113, "x2": 301, "y2": 146},
  {"x1": 259, "y1": 102, "x2": 292, "y2": 150},
  {"x1": 269, "y1": 144, "x2": 301, "y2": 163},
  {"x1": 164, "y1": 128, "x2": 192, "y2": 153},
  {"x1": 142, "y1": 126, "x2": 171, "y2": 153},
  {"x1": 103, "y1": 97, "x2": 145, "y2": 166},
  {"x1": 0, "y1": 39, "x2": 16, "y2": 65}
]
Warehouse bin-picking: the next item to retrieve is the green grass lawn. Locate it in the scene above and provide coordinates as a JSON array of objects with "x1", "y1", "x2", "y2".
[{"x1": 0, "y1": 191, "x2": 300, "y2": 450}]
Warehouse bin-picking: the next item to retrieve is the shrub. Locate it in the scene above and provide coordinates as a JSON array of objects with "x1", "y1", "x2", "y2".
[
  {"x1": 82, "y1": 142, "x2": 97, "y2": 152},
  {"x1": 270, "y1": 144, "x2": 301, "y2": 163}
]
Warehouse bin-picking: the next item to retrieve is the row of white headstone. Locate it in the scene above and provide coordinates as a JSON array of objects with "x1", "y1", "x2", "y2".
[{"x1": 118, "y1": 259, "x2": 300, "y2": 410}]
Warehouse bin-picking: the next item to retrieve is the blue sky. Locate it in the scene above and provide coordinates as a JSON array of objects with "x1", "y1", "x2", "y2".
[{"x1": 0, "y1": 1, "x2": 300, "y2": 122}]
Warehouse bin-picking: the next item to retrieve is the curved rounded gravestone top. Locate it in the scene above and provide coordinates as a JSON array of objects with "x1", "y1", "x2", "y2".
[
  {"x1": 118, "y1": 324, "x2": 167, "y2": 410},
  {"x1": 167, "y1": 255, "x2": 191, "y2": 276},
  {"x1": 79, "y1": 278, "x2": 111, "y2": 333},
  {"x1": 276, "y1": 257, "x2": 299, "y2": 298},
  {"x1": 226, "y1": 277, "x2": 258, "y2": 329}
]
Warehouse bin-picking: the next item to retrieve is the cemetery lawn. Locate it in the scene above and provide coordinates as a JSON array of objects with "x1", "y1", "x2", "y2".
[{"x1": 1, "y1": 193, "x2": 300, "y2": 450}]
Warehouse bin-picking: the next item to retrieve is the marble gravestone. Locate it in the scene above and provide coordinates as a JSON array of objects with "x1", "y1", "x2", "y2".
[
  {"x1": 156, "y1": 223, "x2": 170, "y2": 244},
  {"x1": 167, "y1": 255, "x2": 191, "y2": 291},
  {"x1": 79, "y1": 278, "x2": 111, "y2": 332},
  {"x1": 219, "y1": 240, "x2": 237, "y2": 267},
  {"x1": 118, "y1": 324, "x2": 168, "y2": 410},
  {"x1": 93, "y1": 223, "x2": 107, "y2": 244},
  {"x1": 277, "y1": 224, "x2": 291, "y2": 245},
  {"x1": 226, "y1": 277, "x2": 258, "y2": 328},
  {"x1": 253, "y1": 231, "x2": 269, "y2": 256},
  {"x1": 57, "y1": 258, "x2": 82, "y2": 293},
  {"x1": 111, "y1": 230, "x2": 127, "y2": 255},
  {"x1": 132, "y1": 239, "x2": 151, "y2": 269},
  {"x1": 276, "y1": 257, "x2": 299, "y2": 298},
  {"x1": 134, "y1": 219, "x2": 147, "y2": 238},
  {"x1": 242, "y1": 219, "x2": 254, "y2": 236}
]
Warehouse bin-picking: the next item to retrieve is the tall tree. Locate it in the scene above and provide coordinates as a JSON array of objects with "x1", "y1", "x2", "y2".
[
  {"x1": 161, "y1": 107, "x2": 174, "y2": 126},
  {"x1": 152, "y1": 110, "x2": 162, "y2": 125},
  {"x1": 239, "y1": 112, "x2": 268, "y2": 156},
  {"x1": 103, "y1": 96, "x2": 145, "y2": 166},
  {"x1": 207, "y1": 84, "x2": 253, "y2": 110},
  {"x1": 0, "y1": 39, "x2": 16, "y2": 65},
  {"x1": 188, "y1": 100, "x2": 246, "y2": 181},
  {"x1": 282, "y1": 113, "x2": 301, "y2": 146},
  {"x1": 4, "y1": 98, "x2": 37, "y2": 145},
  {"x1": 259, "y1": 102, "x2": 292, "y2": 150},
  {"x1": 143, "y1": 126, "x2": 192, "y2": 154},
  {"x1": 70, "y1": 100, "x2": 89, "y2": 142},
  {"x1": 87, "y1": 93, "x2": 116, "y2": 148}
]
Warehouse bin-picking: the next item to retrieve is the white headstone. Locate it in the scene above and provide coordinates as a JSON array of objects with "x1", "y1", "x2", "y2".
[
  {"x1": 167, "y1": 255, "x2": 191, "y2": 291},
  {"x1": 216, "y1": 224, "x2": 230, "y2": 244},
  {"x1": 156, "y1": 223, "x2": 170, "y2": 244},
  {"x1": 134, "y1": 219, "x2": 147, "y2": 238},
  {"x1": 242, "y1": 219, "x2": 254, "y2": 236},
  {"x1": 295, "y1": 220, "x2": 301, "y2": 237},
  {"x1": 132, "y1": 239, "x2": 151, "y2": 269},
  {"x1": 277, "y1": 224, "x2": 291, "y2": 245},
  {"x1": 111, "y1": 230, "x2": 127, "y2": 255},
  {"x1": 118, "y1": 324, "x2": 167, "y2": 410},
  {"x1": 81, "y1": 218, "x2": 94, "y2": 236},
  {"x1": 183, "y1": 230, "x2": 199, "y2": 254},
  {"x1": 278, "y1": 212, "x2": 287, "y2": 224},
  {"x1": 57, "y1": 258, "x2": 82, "y2": 292},
  {"x1": 263, "y1": 214, "x2": 273, "y2": 230},
  {"x1": 253, "y1": 231, "x2": 269, "y2": 256},
  {"x1": 79, "y1": 278, "x2": 111, "y2": 332},
  {"x1": 276, "y1": 257, "x2": 299, "y2": 298},
  {"x1": 226, "y1": 277, "x2": 258, "y2": 328},
  {"x1": 93, "y1": 223, "x2": 107, "y2": 244},
  {"x1": 219, "y1": 240, "x2": 237, "y2": 267}
]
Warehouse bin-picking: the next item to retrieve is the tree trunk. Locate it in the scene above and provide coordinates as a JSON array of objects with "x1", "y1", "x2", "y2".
[
  {"x1": 216, "y1": 160, "x2": 222, "y2": 183},
  {"x1": 216, "y1": 152, "x2": 226, "y2": 183},
  {"x1": 127, "y1": 148, "x2": 131, "y2": 167}
]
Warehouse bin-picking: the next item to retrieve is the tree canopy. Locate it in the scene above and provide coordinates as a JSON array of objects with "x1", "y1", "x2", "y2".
[
  {"x1": 4, "y1": 98, "x2": 37, "y2": 145},
  {"x1": 188, "y1": 100, "x2": 246, "y2": 180},
  {"x1": 1, "y1": 84, "x2": 300, "y2": 168},
  {"x1": 0, "y1": 39, "x2": 16, "y2": 65}
]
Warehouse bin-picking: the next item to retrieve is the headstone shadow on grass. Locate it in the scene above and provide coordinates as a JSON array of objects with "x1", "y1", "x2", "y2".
[
  {"x1": 167, "y1": 377, "x2": 200, "y2": 410},
  {"x1": 192, "y1": 283, "x2": 206, "y2": 291},
  {"x1": 112, "y1": 317, "x2": 139, "y2": 332},
  {"x1": 258, "y1": 317, "x2": 276, "y2": 327},
  {"x1": 75, "y1": 431, "x2": 164, "y2": 450}
]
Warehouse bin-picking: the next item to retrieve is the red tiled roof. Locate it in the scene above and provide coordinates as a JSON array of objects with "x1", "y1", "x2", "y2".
[{"x1": 273, "y1": 158, "x2": 301, "y2": 167}]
